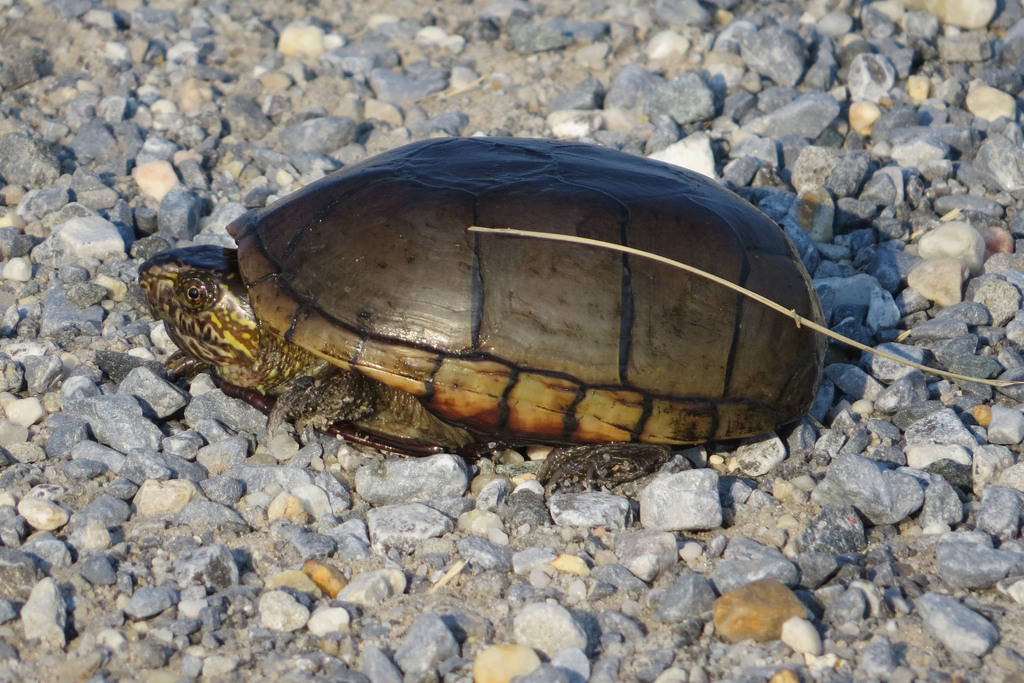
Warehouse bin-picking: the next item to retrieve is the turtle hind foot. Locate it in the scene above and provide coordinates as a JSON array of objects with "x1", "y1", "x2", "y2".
[{"x1": 538, "y1": 443, "x2": 671, "y2": 493}]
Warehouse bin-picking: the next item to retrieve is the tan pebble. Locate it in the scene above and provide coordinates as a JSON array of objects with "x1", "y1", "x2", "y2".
[
  {"x1": 94, "y1": 274, "x2": 127, "y2": 302},
  {"x1": 133, "y1": 160, "x2": 179, "y2": 201},
  {"x1": 364, "y1": 99, "x2": 404, "y2": 127},
  {"x1": 180, "y1": 78, "x2": 213, "y2": 112},
  {"x1": 267, "y1": 492, "x2": 309, "y2": 524},
  {"x1": 260, "y1": 71, "x2": 294, "y2": 92},
  {"x1": 848, "y1": 101, "x2": 881, "y2": 136},
  {"x1": 17, "y1": 497, "x2": 70, "y2": 531},
  {"x1": 906, "y1": 75, "x2": 930, "y2": 104},
  {"x1": 266, "y1": 569, "x2": 322, "y2": 596},
  {"x1": 769, "y1": 670, "x2": 801, "y2": 683},
  {"x1": 511, "y1": 472, "x2": 538, "y2": 486},
  {"x1": 780, "y1": 616, "x2": 822, "y2": 655},
  {"x1": 974, "y1": 404, "x2": 992, "y2": 427},
  {"x1": 966, "y1": 81, "x2": 1017, "y2": 122},
  {"x1": 79, "y1": 520, "x2": 112, "y2": 550},
  {"x1": 473, "y1": 644, "x2": 541, "y2": 683},
  {"x1": 134, "y1": 479, "x2": 197, "y2": 516},
  {"x1": 551, "y1": 554, "x2": 590, "y2": 576},
  {"x1": 259, "y1": 590, "x2": 310, "y2": 632},
  {"x1": 278, "y1": 22, "x2": 327, "y2": 58},
  {"x1": 906, "y1": 257, "x2": 967, "y2": 306},
  {"x1": 302, "y1": 560, "x2": 346, "y2": 598},
  {"x1": 712, "y1": 579, "x2": 807, "y2": 643}
]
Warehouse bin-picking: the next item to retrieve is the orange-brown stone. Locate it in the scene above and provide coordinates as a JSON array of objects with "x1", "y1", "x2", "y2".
[
  {"x1": 303, "y1": 560, "x2": 347, "y2": 599},
  {"x1": 712, "y1": 579, "x2": 807, "y2": 643}
]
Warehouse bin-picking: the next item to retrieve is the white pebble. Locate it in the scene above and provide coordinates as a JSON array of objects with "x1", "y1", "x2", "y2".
[
  {"x1": 648, "y1": 132, "x2": 717, "y2": 179},
  {"x1": 307, "y1": 606, "x2": 350, "y2": 635},
  {"x1": 646, "y1": 30, "x2": 691, "y2": 61},
  {"x1": 906, "y1": 257, "x2": 966, "y2": 306},
  {"x1": 5, "y1": 397, "x2": 45, "y2": 427},
  {"x1": 513, "y1": 603, "x2": 587, "y2": 656},
  {"x1": 917, "y1": 221, "x2": 985, "y2": 275},
  {"x1": 3, "y1": 257, "x2": 31, "y2": 282},
  {"x1": 278, "y1": 22, "x2": 327, "y2": 58},
  {"x1": 781, "y1": 616, "x2": 823, "y2": 655},
  {"x1": 259, "y1": 590, "x2": 310, "y2": 632}
]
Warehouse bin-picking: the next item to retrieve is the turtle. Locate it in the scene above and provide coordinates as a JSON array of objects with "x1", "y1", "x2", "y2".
[{"x1": 139, "y1": 137, "x2": 825, "y2": 484}]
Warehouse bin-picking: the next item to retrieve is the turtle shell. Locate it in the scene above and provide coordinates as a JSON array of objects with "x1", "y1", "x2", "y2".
[{"x1": 228, "y1": 137, "x2": 825, "y2": 446}]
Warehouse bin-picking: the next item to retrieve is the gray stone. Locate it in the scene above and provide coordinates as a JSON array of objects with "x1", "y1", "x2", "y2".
[
  {"x1": 79, "y1": 555, "x2": 118, "y2": 585},
  {"x1": 847, "y1": 53, "x2": 896, "y2": 102},
  {"x1": 643, "y1": 72, "x2": 717, "y2": 125},
  {"x1": 21, "y1": 578, "x2": 66, "y2": 647},
  {"x1": 63, "y1": 394, "x2": 163, "y2": 453},
  {"x1": 394, "y1": 612, "x2": 460, "y2": 676},
  {"x1": 508, "y1": 20, "x2": 575, "y2": 54},
  {"x1": 811, "y1": 452, "x2": 924, "y2": 525},
  {"x1": 936, "y1": 532, "x2": 1024, "y2": 589},
  {"x1": 0, "y1": 548, "x2": 43, "y2": 600},
  {"x1": 355, "y1": 453, "x2": 469, "y2": 505},
  {"x1": 184, "y1": 390, "x2": 267, "y2": 437},
  {"x1": 174, "y1": 545, "x2": 239, "y2": 592},
  {"x1": 710, "y1": 537, "x2": 798, "y2": 593},
  {"x1": 368, "y1": 68, "x2": 447, "y2": 104},
  {"x1": 222, "y1": 96, "x2": 272, "y2": 139},
  {"x1": 121, "y1": 448, "x2": 208, "y2": 484},
  {"x1": 0, "y1": 133, "x2": 60, "y2": 187},
  {"x1": 916, "y1": 592, "x2": 998, "y2": 656},
  {"x1": 615, "y1": 529, "x2": 676, "y2": 582},
  {"x1": 977, "y1": 486, "x2": 1024, "y2": 539},
  {"x1": 639, "y1": 469, "x2": 721, "y2": 531},
  {"x1": 975, "y1": 136, "x2": 1024, "y2": 193},
  {"x1": 740, "y1": 25, "x2": 809, "y2": 88},
  {"x1": 175, "y1": 500, "x2": 249, "y2": 532},
  {"x1": 367, "y1": 503, "x2": 453, "y2": 554},
  {"x1": 362, "y1": 645, "x2": 403, "y2": 683},
  {"x1": 743, "y1": 93, "x2": 840, "y2": 140},
  {"x1": 118, "y1": 366, "x2": 190, "y2": 419},
  {"x1": 158, "y1": 186, "x2": 201, "y2": 240},
  {"x1": 797, "y1": 504, "x2": 866, "y2": 554},
  {"x1": 39, "y1": 287, "x2": 105, "y2": 341},
  {"x1": 71, "y1": 440, "x2": 126, "y2": 473},
  {"x1": 68, "y1": 123, "x2": 118, "y2": 164},
  {"x1": 456, "y1": 535, "x2": 513, "y2": 571},
  {"x1": 904, "y1": 408, "x2": 978, "y2": 448},
  {"x1": 549, "y1": 492, "x2": 630, "y2": 528}
]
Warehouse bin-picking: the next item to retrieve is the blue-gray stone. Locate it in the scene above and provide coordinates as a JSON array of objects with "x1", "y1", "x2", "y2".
[
  {"x1": 125, "y1": 586, "x2": 180, "y2": 619},
  {"x1": 650, "y1": 573, "x2": 715, "y2": 623},
  {"x1": 368, "y1": 68, "x2": 447, "y2": 104},
  {"x1": 935, "y1": 532, "x2": 1024, "y2": 589},
  {"x1": 79, "y1": 554, "x2": 118, "y2": 585},
  {"x1": 279, "y1": 117, "x2": 357, "y2": 154}
]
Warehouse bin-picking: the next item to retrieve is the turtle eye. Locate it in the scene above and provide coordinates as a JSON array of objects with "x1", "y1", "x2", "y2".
[{"x1": 178, "y1": 277, "x2": 213, "y2": 310}]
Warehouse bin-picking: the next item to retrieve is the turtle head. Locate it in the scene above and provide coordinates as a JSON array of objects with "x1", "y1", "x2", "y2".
[{"x1": 139, "y1": 245, "x2": 262, "y2": 382}]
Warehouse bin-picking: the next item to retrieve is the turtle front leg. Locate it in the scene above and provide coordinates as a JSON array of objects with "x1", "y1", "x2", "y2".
[
  {"x1": 267, "y1": 369, "x2": 378, "y2": 436},
  {"x1": 538, "y1": 443, "x2": 671, "y2": 492}
]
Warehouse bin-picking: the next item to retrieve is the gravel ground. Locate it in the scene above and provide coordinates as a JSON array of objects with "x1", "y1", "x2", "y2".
[{"x1": 1, "y1": 0, "x2": 1024, "y2": 681}]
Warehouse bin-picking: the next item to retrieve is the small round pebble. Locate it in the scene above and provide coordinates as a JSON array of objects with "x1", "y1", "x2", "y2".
[
  {"x1": 513, "y1": 602, "x2": 587, "y2": 656},
  {"x1": 258, "y1": 590, "x2": 310, "y2": 632}
]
